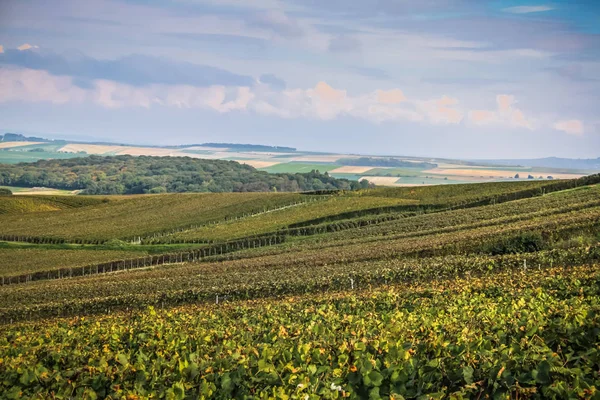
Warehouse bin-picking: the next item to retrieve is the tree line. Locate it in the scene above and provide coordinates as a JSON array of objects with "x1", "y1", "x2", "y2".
[{"x1": 0, "y1": 155, "x2": 372, "y2": 194}]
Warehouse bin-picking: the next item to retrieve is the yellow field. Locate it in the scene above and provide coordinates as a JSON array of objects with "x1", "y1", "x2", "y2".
[
  {"x1": 60, "y1": 144, "x2": 202, "y2": 158},
  {"x1": 0, "y1": 141, "x2": 43, "y2": 149},
  {"x1": 59, "y1": 144, "x2": 125, "y2": 154},
  {"x1": 117, "y1": 147, "x2": 181, "y2": 157},
  {"x1": 329, "y1": 166, "x2": 376, "y2": 174},
  {"x1": 234, "y1": 160, "x2": 281, "y2": 168}
]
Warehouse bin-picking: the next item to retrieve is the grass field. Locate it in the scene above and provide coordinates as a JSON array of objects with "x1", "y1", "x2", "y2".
[
  {"x1": 1, "y1": 174, "x2": 600, "y2": 398},
  {"x1": 0, "y1": 149, "x2": 84, "y2": 164},
  {"x1": 259, "y1": 162, "x2": 341, "y2": 173}
]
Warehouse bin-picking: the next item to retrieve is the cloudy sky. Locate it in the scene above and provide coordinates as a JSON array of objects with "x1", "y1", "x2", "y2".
[{"x1": 0, "y1": 0, "x2": 599, "y2": 159}]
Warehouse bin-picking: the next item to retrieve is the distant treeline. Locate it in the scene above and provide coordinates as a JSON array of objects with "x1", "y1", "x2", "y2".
[
  {"x1": 339, "y1": 157, "x2": 437, "y2": 169},
  {"x1": 0, "y1": 133, "x2": 50, "y2": 142},
  {"x1": 480, "y1": 157, "x2": 600, "y2": 171},
  {"x1": 0, "y1": 155, "x2": 371, "y2": 194},
  {"x1": 173, "y1": 143, "x2": 297, "y2": 152}
]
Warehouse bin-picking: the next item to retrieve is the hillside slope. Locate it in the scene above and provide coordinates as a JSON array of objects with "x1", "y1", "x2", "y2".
[{"x1": 2, "y1": 176, "x2": 600, "y2": 398}]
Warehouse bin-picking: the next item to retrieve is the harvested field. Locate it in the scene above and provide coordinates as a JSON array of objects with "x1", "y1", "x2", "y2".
[
  {"x1": 0, "y1": 141, "x2": 44, "y2": 149},
  {"x1": 60, "y1": 144, "x2": 207, "y2": 158},
  {"x1": 59, "y1": 144, "x2": 125, "y2": 154},
  {"x1": 116, "y1": 147, "x2": 180, "y2": 157},
  {"x1": 424, "y1": 168, "x2": 585, "y2": 180},
  {"x1": 234, "y1": 160, "x2": 281, "y2": 168}
]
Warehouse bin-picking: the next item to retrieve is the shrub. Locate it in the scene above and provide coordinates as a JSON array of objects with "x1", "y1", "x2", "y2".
[{"x1": 484, "y1": 231, "x2": 545, "y2": 255}]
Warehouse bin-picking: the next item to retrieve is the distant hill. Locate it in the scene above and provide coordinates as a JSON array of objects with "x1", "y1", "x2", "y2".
[
  {"x1": 479, "y1": 157, "x2": 600, "y2": 171},
  {"x1": 189, "y1": 143, "x2": 296, "y2": 152},
  {"x1": 338, "y1": 157, "x2": 437, "y2": 169},
  {"x1": 0, "y1": 133, "x2": 51, "y2": 142},
  {"x1": 0, "y1": 155, "x2": 367, "y2": 194}
]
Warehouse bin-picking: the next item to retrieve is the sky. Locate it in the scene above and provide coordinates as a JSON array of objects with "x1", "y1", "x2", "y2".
[{"x1": 0, "y1": 0, "x2": 599, "y2": 159}]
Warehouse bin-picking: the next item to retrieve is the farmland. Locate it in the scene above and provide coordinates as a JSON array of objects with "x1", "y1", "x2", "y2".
[
  {"x1": 2, "y1": 137, "x2": 596, "y2": 187},
  {"x1": 0, "y1": 195, "x2": 108, "y2": 214},
  {"x1": 259, "y1": 162, "x2": 341, "y2": 174},
  {"x1": 1, "y1": 174, "x2": 600, "y2": 398}
]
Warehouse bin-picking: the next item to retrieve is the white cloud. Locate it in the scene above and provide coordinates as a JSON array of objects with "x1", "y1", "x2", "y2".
[
  {"x1": 469, "y1": 110, "x2": 497, "y2": 125},
  {"x1": 376, "y1": 89, "x2": 406, "y2": 105},
  {"x1": 497, "y1": 94, "x2": 515, "y2": 112},
  {"x1": 496, "y1": 95, "x2": 534, "y2": 129},
  {"x1": 503, "y1": 5, "x2": 554, "y2": 14},
  {"x1": 554, "y1": 120, "x2": 584, "y2": 136},
  {"x1": 311, "y1": 81, "x2": 346, "y2": 103},
  {"x1": 0, "y1": 68, "x2": 86, "y2": 104},
  {"x1": 468, "y1": 94, "x2": 534, "y2": 130},
  {"x1": 416, "y1": 96, "x2": 464, "y2": 125},
  {"x1": 301, "y1": 82, "x2": 352, "y2": 120},
  {"x1": 0, "y1": 68, "x2": 570, "y2": 132},
  {"x1": 367, "y1": 105, "x2": 424, "y2": 123},
  {"x1": 17, "y1": 43, "x2": 39, "y2": 51}
]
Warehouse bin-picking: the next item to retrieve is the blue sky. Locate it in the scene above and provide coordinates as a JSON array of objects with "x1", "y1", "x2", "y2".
[{"x1": 0, "y1": 0, "x2": 599, "y2": 158}]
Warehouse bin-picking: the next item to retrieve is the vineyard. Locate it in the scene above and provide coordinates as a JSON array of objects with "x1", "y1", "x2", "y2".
[
  {"x1": 0, "y1": 195, "x2": 109, "y2": 215},
  {"x1": 1, "y1": 174, "x2": 600, "y2": 398}
]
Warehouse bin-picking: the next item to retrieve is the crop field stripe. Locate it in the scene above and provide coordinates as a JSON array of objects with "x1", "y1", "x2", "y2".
[
  {"x1": 137, "y1": 195, "x2": 327, "y2": 244},
  {"x1": 1, "y1": 175, "x2": 597, "y2": 244},
  {"x1": 1, "y1": 246, "x2": 598, "y2": 322},
  {"x1": 0, "y1": 234, "x2": 288, "y2": 284},
  {"x1": 19, "y1": 189, "x2": 597, "y2": 284},
  {"x1": 0, "y1": 192, "x2": 306, "y2": 242},
  {"x1": 2, "y1": 203, "x2": 598, "y2": 287}
]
